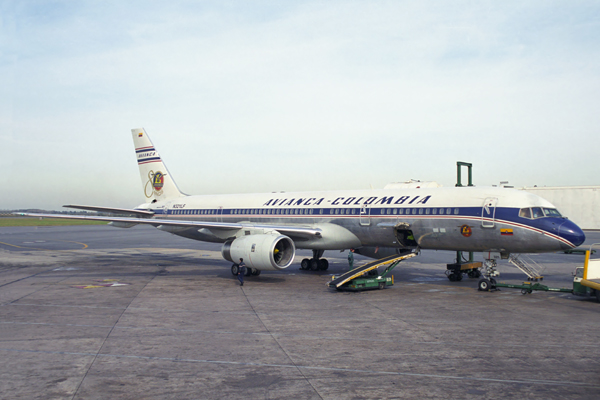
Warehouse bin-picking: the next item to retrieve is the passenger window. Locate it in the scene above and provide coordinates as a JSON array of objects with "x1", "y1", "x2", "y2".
[
  {"x1": 425, "y1": 208, "x2": 430, "y2": 215},
  {"x1": 446, "y1": 208, "x2": 451, "y2": 214},
  {"x1": 418, "y1": 209, "x2": 423, "y2": 215},
  {"x1": 393, "y1": 209, "x2": 397, "y2": 215},
  {"x1": 454, "y1": 208, "x2": 459, "y2": 215},
  {"x1": 398, "y1": 209, "x2": 403, "y2": 215},
  {"x1": 439, "y1": 208, "x2": 444, "y2": 215},
  {"x1": 412, "y1": 209, "x2": 417, "y2": 215},
  {"x1": 432, "y1": 208, "x2": 437, "y2": 215},
  {"x1": 532, "y1": 207, "x2": 544, "y2": 218}
]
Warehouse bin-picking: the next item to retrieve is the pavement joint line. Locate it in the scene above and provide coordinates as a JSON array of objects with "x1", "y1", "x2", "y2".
[
  {"x1": 0, "y1": 347, "x2": 598, "y2": 389},
  {"x1": 0, "y1": 267, "x2": 66, "y2": 290},
  {"x1": 241, "y1": 286, "x2": 324, "y2": 399},
  {"x1": 2, "y1": 321, "x2": 598, "y2": 349},
  {"x1": 6, "y1": 303, "x2": 261, "y2": 314},
  {"x1": 69, "y1": 272, "x2": 158, "y2": 400}
]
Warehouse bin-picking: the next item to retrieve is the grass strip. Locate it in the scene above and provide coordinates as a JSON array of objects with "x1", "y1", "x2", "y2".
[{"x1": 0, "y1": 217, "x2": 107, "y2": 227}]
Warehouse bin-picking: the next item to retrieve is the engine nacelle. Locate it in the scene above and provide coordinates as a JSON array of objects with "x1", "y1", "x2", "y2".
[{"x1": 221, "y1": 234, "x2": 295, "y2": 271}]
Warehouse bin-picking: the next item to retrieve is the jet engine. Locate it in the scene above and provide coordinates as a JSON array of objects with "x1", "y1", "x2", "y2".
[{"x1": 221, "y1": 234, "x2": 295, "y2": 271}]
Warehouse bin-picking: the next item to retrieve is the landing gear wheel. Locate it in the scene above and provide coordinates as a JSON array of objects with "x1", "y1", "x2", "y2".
[
  {"x1": 468, "y1": 270, "x2": 481, "y2": 279},
  {"x1": 378, "y1": 282, "x2": 385, "y2": 290},
  {"x1": 251, "y1": 269, "x2": 261, "y2": 276},
  {"x1": 318, "y1": 259, "x2": 329, "y2": 270},
  {"x1": 309, "y1": 259, "x2": 319, "y2": 271},
  {"x1": 300, "y1": 258, "x2": 309, "y2": 270},
  {"x1": 455, "y1": 273, "x2": 463, "y2": 282},
  {"x1": 231, "y1": 264, "x2": 239, "y2": 276},
  {"x1": 490, "y1": 278, "x2": 497, "y2": 289},
  {"x1": 245, "y1": 268, "x2": 252, "y2": 276},
  {"x1": 478, "y1": 279, "x2": 491, "y2": 291},
  {"x1": 521, "y1": 288, "x2": 531, "y2": 295},
  {"x1": 448, "y1": 273, "x2": 457, "y2": 282}
]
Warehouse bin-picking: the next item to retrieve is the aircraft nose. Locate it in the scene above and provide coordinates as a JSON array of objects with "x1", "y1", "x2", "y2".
[{"x1": 558, "y1": 220, "x2": 586, "y2": 248}]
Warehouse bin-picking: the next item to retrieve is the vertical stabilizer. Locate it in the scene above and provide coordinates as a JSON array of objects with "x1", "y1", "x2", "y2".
[{"x1": 131, "y1": 128, "x2": 185, "y2": 202}]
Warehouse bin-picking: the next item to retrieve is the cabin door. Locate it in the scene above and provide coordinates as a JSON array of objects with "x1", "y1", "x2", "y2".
[
  {"x1": 481, "y1": 197, "x2": 498, "y2": 228},
  {"x1": 360, "y1": 203, "x2": 371, "y2": 226}
]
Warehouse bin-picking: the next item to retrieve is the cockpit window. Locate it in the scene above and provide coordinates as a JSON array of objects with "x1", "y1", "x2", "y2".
[
  {"x1": 531, "y1": 207, "x2": 544, "y2": 218},
  {"x1": 519, "y1": 208, "x2": 532, "y2": 219},
  {"x1": 519, "y1": 207, "x2": 563, "y2": 219},
  {"x1": 543, "y1": 208, "x2": 562, "y2": 217}
]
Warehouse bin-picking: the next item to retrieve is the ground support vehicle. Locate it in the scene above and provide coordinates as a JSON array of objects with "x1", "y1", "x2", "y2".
[
  {"x1": 328, "y1": 253, "x2": 416, "y2": 292},
  {"x1": 445, "y1": 251, "x2": 482, "y2": 281},
  {"x1": 478, "y1": 244, "x2": 600, "y2": 302}
]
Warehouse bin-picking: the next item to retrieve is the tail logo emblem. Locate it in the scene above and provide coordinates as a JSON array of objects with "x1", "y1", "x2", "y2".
[{"x1": 145, "y1": 170, "x2": 165, "y2": 198}]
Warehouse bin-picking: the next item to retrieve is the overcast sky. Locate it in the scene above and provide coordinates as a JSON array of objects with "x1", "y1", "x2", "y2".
[{"x1": 2, "y1": 1, "x2": 599, "y2": 210}]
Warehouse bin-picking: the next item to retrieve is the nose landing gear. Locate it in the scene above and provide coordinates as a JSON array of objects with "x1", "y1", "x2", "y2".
[{"x1": 478, "y1": 259, "x2": 499, "y2": 291}]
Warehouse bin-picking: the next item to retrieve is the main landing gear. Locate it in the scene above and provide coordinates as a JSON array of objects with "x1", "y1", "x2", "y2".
[
  {"x1": 230, "y1": 264, "x2": 261, "y2": 276},
  {"x1": 300, "y1": 250, "x2": 329, "y2": 271}
]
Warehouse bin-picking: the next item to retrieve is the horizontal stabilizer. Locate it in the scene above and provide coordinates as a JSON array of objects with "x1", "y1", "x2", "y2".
[{"x1": 63, "y1": 204, "x2": 154, "y2": 217}]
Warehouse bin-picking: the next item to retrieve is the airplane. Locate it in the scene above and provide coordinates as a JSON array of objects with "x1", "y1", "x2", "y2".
[{"x1": 20, "y1": 128, "x2": 586, "y2": 281}]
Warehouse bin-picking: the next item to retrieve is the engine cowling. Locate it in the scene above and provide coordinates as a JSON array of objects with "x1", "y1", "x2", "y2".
[{"x1": 221, "y1": 234, "x2": 295, "y2": 271}]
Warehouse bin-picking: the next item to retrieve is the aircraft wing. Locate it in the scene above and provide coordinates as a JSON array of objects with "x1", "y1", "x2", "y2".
[
  {"x1": 63, "y1": 204, "x2": 155, "y2": 217},
  {"x1": 14, "y1": 212, "x2": 322, "y2": 239}
]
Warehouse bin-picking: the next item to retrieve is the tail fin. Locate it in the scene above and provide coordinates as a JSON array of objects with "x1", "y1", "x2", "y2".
[{"x1": 131, "y1": 128, "x2": 185, "y2": 202}]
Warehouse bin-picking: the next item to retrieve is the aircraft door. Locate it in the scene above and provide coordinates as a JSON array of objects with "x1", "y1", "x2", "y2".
[
  {"x1": 360, "y1": 203, "x2": 371, "y2": 226},
  {"x1": 218, "y1": 206, "x2": 223, "y2": 223},
  {"x1": 481, "y1": 197, "x2": 498, "y2": 228}
]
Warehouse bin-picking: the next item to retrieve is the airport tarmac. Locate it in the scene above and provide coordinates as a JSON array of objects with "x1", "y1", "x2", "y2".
[{"x1": 1, "y1": 225, "x2": 599, "y2": 399}]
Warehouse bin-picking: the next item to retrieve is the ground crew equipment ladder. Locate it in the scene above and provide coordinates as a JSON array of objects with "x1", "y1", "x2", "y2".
[
  {"x1": 328, "y1": 252, "x2": 417, "y2": 289},
  {"x1": 508, "y1": 254, "x2": 544, "y2": 280}
]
